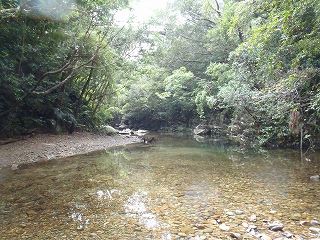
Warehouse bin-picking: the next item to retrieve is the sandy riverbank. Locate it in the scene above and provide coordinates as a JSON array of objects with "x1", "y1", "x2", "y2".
[{"x1": 0, "y1": 132, "x2": 140, "y2": 168}]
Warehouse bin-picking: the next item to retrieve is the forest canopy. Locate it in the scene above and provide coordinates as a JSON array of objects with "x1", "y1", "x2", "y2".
[{"x1": 0, "y1": 0, "x2": 319, "y2": 148}]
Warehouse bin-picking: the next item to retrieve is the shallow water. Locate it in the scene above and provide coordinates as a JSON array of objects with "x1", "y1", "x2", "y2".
[{"x1": 0, "y1": 135, "x2": 320, "y2": 239}]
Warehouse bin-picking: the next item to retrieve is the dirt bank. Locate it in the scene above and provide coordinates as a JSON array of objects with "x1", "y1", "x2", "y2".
[{"x1": 0, "y1": 132, "x2": 140, "y2": 168}]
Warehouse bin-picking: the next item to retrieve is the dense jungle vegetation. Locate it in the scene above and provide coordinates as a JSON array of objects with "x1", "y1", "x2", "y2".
[{"x1": 1, "y1": 0, "x2": 320, "y2": 149}]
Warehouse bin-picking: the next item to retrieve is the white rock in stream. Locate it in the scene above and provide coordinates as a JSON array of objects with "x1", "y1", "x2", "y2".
[
  {"x1": 11, "y1": 164, "x2": 18, "y2": 170},
  {"x1": 309, "y1": 227, "x2": 320, "y2": 234},
  {"x1": 219, "y1": 223, "x2": 230, "y2": 231},
  {"x1": 226, "y1": 211, "x2": 235, "y2": 216},
  {"x1": 249, "y1": 214, "x2": 257, "y2": 222},
  {"x1": 269, "y1": 221, "x2": 284, "y2": 231},
  {"x1": 310, "y1": 175, "x2": 320, "y2": 181},
  {"x1": 235, "y1": 210, "x2": 244, "y2": 215}
]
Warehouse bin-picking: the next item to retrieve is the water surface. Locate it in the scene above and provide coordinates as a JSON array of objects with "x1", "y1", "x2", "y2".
[{"x1": 0, "y1": 135, "x2": 319, "y2": 239}]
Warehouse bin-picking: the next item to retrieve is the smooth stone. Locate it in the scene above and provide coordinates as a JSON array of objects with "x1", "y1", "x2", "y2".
[
  {"x1": 77, "y1": 225, "x2": 85, "y2": 231},
  {"x1": 178, "y1": 232, "x2": 187, "y2": 237},
  {"x1": 242, "y1": 222, "x2": 249, "y2": 228},
  {"x1": 310, "y1": 175, "x2": 320, "y2": 181},
  {"x1": 311, "y1": 220, "x2": 320, "y2": 226},
  {"x1": 180, "y1": 226, "x2": 194, "y2": 234},
  {"x1": 310, "y1": 227, "x2": 320, "y2": 234},
  {"x1": 235, "y1": 210, "x2": 244, "y2": 215},
  {"x1": 259, "y1": 234, "x2": 272, "y2": 240},
  {"x1": 291, "y1": 213, "x2": 301, "y2": 220},
  {"x1": 219, "y1": 223, "x2": 230, "y2": 231},
  {"x1": 195, "y1": 224, "x2": 206, "y2": 230},
  {"x1": 203, "y1": 228, "x2": 213, "y2": 233},
  {"x1": 300, "y1": 221, "x2": 311, "y2": 226},
  {"x1": 11, "y1": 164, "x2": 19, "y2": 170},
  {"x1": 226, "y1": 211, "x2": 235, "y2": 216},
  {"x1": 246, "y1": 225, "x2": 257, "y2": 233},
  {"x1": 249, "y1": 215, "x2": 257, "y2": 222},
  {"x1": 282, "y1": 231, "x2": 293, "y2": 238},
  {"x1": 269, "y1": 222, "x2": 284, "y2": 231},
  {"x1": 230, "y1": 232, "x2": 241, "y2": 239}
]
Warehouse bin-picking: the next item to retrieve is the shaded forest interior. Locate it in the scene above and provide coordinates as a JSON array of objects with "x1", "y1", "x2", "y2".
[{"x1": 0, "y1": 0, "x2": 319, "y2": 149}]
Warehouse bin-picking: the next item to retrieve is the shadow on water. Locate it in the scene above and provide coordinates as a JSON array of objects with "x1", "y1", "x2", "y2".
[{"x1": 0, "y1": 134, "x2": 319, "y2": 239}]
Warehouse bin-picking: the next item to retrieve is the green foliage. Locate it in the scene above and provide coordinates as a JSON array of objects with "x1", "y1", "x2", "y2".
[
  {"x1": 118, "y1": 0, "x2": 320, "y2": 148},
  {"x1": 0, "y1": 0, "x2": 128, "y2": 136}
]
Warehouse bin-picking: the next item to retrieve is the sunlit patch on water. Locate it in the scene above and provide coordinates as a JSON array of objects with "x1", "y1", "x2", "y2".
[
  {"x1": 161, "y1": 232, "x2": 172, "y2": 240},
  {"x1": 125, "y1": 191, "x2": 161, "y2": 229},
  {"x1": 96, "y1": 190, "x2": 112, "y2": 200},
  {"x1": 70, "y1": 211, "x2": 90, "y2": 230}
]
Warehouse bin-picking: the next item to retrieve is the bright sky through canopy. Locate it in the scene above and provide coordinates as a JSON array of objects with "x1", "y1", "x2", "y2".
[{"x1": 115, "y1": 0, "x2": 170, "y2": 25}]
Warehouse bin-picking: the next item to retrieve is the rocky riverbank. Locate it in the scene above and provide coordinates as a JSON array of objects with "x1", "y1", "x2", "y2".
[{"x1": 0, "y1": 132, "x2": 140, "y2": 168}]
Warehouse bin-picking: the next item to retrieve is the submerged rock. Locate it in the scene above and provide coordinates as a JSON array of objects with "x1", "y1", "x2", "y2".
[
  {"x1": 235, "y1": 210, "x2": 244, "y2": 215},
  {"x1": 226, "y1": 211, "x2": 235, "y2": 216},
  {"x1": 300, "y1": 221, "x2": 311, "y2": 226},
  {"x1": 309, "y1": 227, "x2": 320, "y2": 234},
  {"x1": 219, "y1": 223, "x2": 230, "y2": 231},
  {"x1": 249, "y1": 215, "x2": 257, "y2": 222},
  {"x1": 203, "y1": 228, "x2": 213, "y2": 233},
  {"x1": 259, "y1": 234, "x2": 272, "y2": 240},
  {"x1": 282, "y1": 231, "x2": 293, "y2": 238},
  {"x1": 310, "y1": 175, "x2": 320, "y2": 181},
  {"x1": 230, "y1": 232, "x2": 241, "y2": 239},
  {"x1": 269, "y1": 222, "x2": 284, "y2": 231},
  {"x1": 101, "y1": 125, "x2": 118, "y2": 135},
  {"x1": 119, "y1": 128, "x2": 134, "y2": 135},
  {"x1": 11, "y1": 164, "x2": 18, "y2": 170}
]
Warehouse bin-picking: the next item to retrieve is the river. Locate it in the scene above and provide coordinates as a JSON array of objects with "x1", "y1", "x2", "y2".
[{"x1": 0, "y1": 134, "x2": 319, "y2": 239}]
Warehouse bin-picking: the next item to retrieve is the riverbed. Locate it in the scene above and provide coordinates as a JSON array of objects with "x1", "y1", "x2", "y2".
[{"x1": 0, "y1": 135, "x2": 319, "y2": 239}]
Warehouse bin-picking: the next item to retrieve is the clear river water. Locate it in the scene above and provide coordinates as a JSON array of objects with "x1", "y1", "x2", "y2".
[{"x1": 0, "y1": 134, "x2": 319, "y2": 239}]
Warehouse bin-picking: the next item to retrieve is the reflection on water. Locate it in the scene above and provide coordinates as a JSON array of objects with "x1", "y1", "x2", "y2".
[{"x1": 0, "y1": 135, "x2": 320, "y2": 239}]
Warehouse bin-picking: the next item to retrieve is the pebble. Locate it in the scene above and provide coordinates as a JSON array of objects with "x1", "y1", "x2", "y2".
[
  {"x1": 283, "y1": 231, "x2": 293, "y2": 238},
  {"x1": 77, "y1": 225, "x2": 85, "y2": 231},
  {"x1": 230, "y1": 232, "x2": 241, "y2": 239},
  {"x1": 249, "y1": 215, "x2": 257, "y2": 222},
  {"x1": 226, "y1": 211, "x2": 235, "y2": 216},
  {"x1": 180, "y1": 226, "x2": 194, "y2": 234},
  {"x1": 300, "y1": 221, "x2": 311, "y2": 226},
  {"x1": 246, "y1": 225, "x2": 257, "y2": 233},
  {"x1": 235, "y1": 210, "x2": 244, "y2": 215},
  {"x1": 203, "y1": 228, "x2": 213, "y2": 233},
  {"x1": 269, "y1": 222, "x2": 284, "y2": 231},
  {"x1": 291, "y1": 213, "x2": 301, "y2": 220},
  {"x1": 20, "y1": 223, "x2": 27, "y2": 228},
  {"x1": 11, "y1": 164, "x2": 19, "y2": 170},
  {"x1": 219, "y1": 223, "x2": 230, "y2": 231},
  {"x1": 310, "y1": 227, "x2": 320, "y2": 234},
  {"x1": 178, "y1": 232, "x2": 187, "y2": 237},
  {"x1": 242, "y1": 222, "x2": 249, "y2": 228},
  {"x1": 311, "y1": 220, "x2": 320, "y2": 226},
  {"x1": 195, "y1": 224, "x2": 206, "y2": 230},
  {"x1": 259, "y1": 234, "x2": 272, "y2": 240},
  {"x1": 310, "y1": 175, "x2": 320, "y2": 181}
]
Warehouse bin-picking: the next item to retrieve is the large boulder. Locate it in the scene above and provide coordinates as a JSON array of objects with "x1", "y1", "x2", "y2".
[
  {"x1": 134, "y1": 129, "x2": 148, "y2": 136},
  {"x1": 118, "y1": 128, "x2": 134, "y2": 135},
  {"x1": 193, "y1": 124, "x2": 211, "y2": 136},
  {"x1": 101, "y1": 125, "x2": 118, "y2": 135}
]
